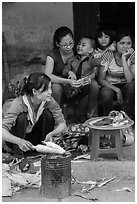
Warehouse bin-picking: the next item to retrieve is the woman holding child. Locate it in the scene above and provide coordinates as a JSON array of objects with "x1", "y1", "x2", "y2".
[
  {"x1": 45, "y1": 26, "x2": 75, "y2": 105},
  {"x1": 45, "y1": 26, "x2": 102, "y2": 120}
]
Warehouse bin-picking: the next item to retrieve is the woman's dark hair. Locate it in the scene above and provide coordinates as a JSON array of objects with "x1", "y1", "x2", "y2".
[
  {"x1": 19, "y1": 72, "x2": 51, "y2": 96},
  {"x1": 115, "y1": 28, "x2": 133, "y2": 43},
  {"x1": 53, "y1": 26, "x2": 73, "y2": 48},
  {"x1": 95, "y1": 26, "x2": 115, "y2": 49}
]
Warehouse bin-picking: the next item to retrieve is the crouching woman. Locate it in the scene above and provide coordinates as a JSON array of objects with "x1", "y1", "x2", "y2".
[{"x1": 2, "y1": 72, "x2": 67, "y2": 157}]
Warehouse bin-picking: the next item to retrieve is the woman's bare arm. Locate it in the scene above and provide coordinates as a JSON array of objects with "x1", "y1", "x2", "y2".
[
  {"x1": 122, "y1": 58, "x2": 135, "y2": 82},
  {"x1": 2, "y1": 128, "x2": 33, "y2": 151},
  {"x1": 45, "y1": 56, "x2": 76, "y2": 85}
]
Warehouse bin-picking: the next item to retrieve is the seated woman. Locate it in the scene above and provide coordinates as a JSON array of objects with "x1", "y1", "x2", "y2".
[
  {"x1": 98, "y1": 29, "x2": 135, "y2": 119},
  {"x1": 2, "y1": 72, "x2": 67, "y2": 157},
  {"x1": 45, "y1": 26, "x2": 76, "y2": 105}
]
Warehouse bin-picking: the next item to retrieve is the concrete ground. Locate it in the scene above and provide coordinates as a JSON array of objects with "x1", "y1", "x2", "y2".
[
  {"x1": 2, "y1": 85, "x2": 135, "y2": 202},
  {"x1": 2, "y1": 130, "x2": 135, "y2": 202}
]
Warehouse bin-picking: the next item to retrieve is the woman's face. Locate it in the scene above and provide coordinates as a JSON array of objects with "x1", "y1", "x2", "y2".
[
  {"x1": 98, "y1": 32, "x2": 110, "y2": 48},
  {"x1": 36, "y1": 82, "x2": 52, "y2": 102},
  {"x1": 58, "y1": 34, "x2": 74, "y2": 54},
  {"x1": 116, "y1": 36, "x2": 132, "y2": 54}
]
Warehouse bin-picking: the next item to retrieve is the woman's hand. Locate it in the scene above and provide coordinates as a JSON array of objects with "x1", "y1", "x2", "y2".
[
  {"x1": 68, "y1": 78, "x2": 77, "y2": 86},
  {"x1": 115, "y1": 88, "x2": 123, "y2": 104},
  {"x1": 68, "y1": 71, "x2": 77, "y2": 80},
  {"x1": 18, "y1": 139, "x2": 33, "y2": 152},
  {"x1": 43, "y1": 132, "x2": 53, "y2": 142},
  {"x1": 122, "y1": 48, "x2": 134, "y2": 60}
]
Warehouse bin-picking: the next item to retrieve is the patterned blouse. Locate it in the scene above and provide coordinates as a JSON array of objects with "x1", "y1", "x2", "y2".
[{"x1": 101, "y1": 50, "x2": 135, "y2": 84}]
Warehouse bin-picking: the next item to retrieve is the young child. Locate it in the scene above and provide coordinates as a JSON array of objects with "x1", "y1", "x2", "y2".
[
  {"x1": 93, "y1": 27, "x2": 116, "y2": 79},
  {"x1": 63, "y1": 36, "x2": 102, "y2": 120},
  {"x1": 94, "y1": 26, "x2": 116, "y2": 58}
]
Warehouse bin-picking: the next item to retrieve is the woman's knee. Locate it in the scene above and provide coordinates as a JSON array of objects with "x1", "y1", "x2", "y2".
[
  {"x1": 52, "y1": 83, "x2": 63, "y2": 104},
  {"x1": 52, "y1": 83, "x2": 62, "y2": 93},
  {"x1": 10, "y1": 113, "x2": 27, "y2": 138},
  {"x1": 42, "y1": 109, "x2": 55, "y2": 131},
  {"x1": 126, "y1": 81, "x2": 135, "y2": 94},
  {"x1": 100, "y1": 87, "x2": 114, "y2": 102},
  {"x1": 43, "y1": 109, "x2": 54, "y2": 122},
  {"x1": 90, "y1": 80, "x2": 99, "y2": 90},
  {"x1": 89, "y1": 80, "x2": 100, "y2": 95}
]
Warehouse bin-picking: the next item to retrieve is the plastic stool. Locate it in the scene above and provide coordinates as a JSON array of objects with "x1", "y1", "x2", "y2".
[{"x1": 89, "y1": 129, "x2": 124, "y2": 161}]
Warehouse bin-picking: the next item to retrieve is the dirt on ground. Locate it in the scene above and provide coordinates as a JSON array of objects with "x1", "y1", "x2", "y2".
[{"x1": 2, "y1": 142, "x2": 135, "y2": 202}]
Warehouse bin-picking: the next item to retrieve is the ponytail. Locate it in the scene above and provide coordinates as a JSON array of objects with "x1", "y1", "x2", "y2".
[
  {"x1": 17, "y1": 73, "x2": 50, "y2": 97},
  {"x1": 18, "y1": 77, "x2": 28, "y2": 96}
]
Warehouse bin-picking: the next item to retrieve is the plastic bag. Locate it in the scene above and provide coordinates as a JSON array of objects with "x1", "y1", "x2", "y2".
[{"x1": 120, "y1": 127, "x2": 134, "y2": 147}]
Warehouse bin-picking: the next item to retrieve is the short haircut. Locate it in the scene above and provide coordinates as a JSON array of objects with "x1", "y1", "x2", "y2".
[{"x1": 80, "y1": 36, "x2": 96, "y2": 49}]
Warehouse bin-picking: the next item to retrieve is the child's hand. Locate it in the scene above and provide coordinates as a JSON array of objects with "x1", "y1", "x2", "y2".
[
  {"x1": 43, "y1": 132, "x2": 53, "y2": 142},
  {"x1": 68, "y1": 71, "x2": 77, "y2": 80},
  {"x1": 71, "y1": 80, "x2": 81, "y2": 88},
  {"x1": 68, "y1": 79, "x2": 77, "y2": 86}
]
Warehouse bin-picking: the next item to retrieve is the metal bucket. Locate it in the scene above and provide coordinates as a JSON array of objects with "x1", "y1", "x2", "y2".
[{"x1": 40, "y1": 152, "x2": 71, "y2": 199}]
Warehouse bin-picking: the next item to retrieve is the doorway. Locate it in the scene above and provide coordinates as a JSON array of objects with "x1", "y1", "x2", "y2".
[
  {"x1": 73, "y1": 2, "x2": 135, "y2": 41},
  {"x1": 99, "y1": 2, "x2": 135, "y2": 33},
  {"x1": 73, "y1": 2, "x2": 99, "y2": 43}
]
